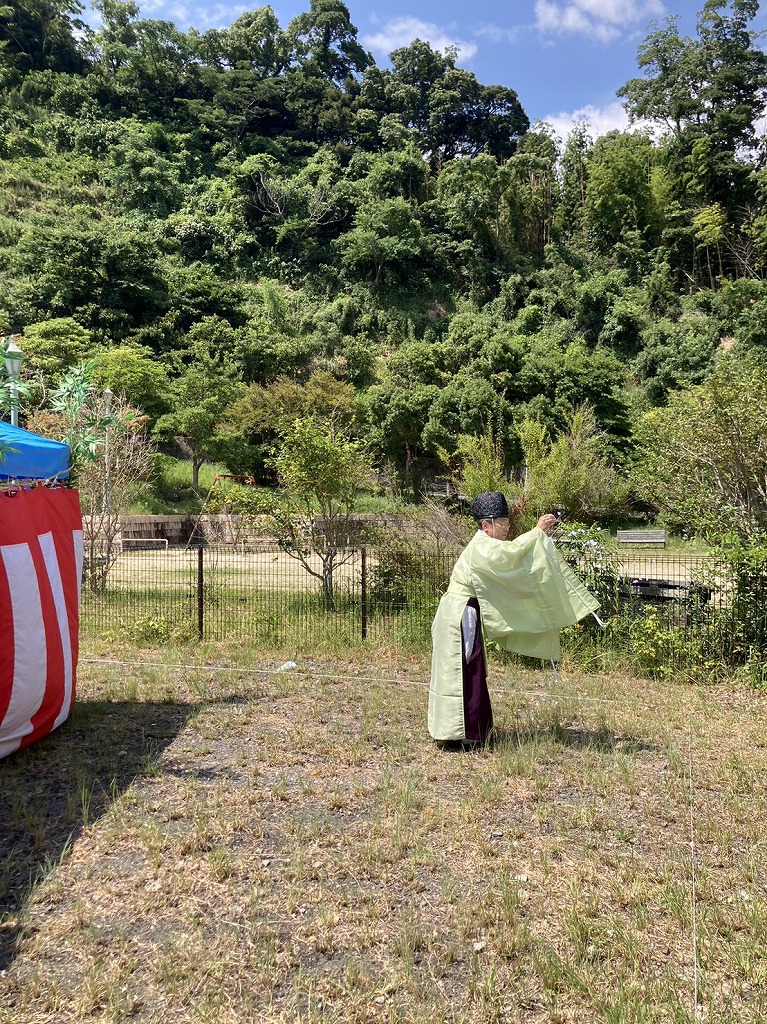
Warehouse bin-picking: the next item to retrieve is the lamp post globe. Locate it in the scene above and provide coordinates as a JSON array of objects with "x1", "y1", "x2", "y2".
[
  {"x1": 103, "y1": 387, "x2": 114, "y2": 514},
  {"x1": 3, "y1": 337, "x2": 24, "y2": 428}
]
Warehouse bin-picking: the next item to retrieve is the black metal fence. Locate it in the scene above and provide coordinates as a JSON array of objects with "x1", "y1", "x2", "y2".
[
  {"x1": 80, "y1": 544, "x2": 453, "y2": 649},
  {"x1": 79, "y1": 543, "x2": 767, "y2": 670}
]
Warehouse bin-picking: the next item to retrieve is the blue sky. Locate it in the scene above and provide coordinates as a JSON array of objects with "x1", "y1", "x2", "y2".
[{"x1": 84, "y1": 0, "x2": 767, "y2": 143}]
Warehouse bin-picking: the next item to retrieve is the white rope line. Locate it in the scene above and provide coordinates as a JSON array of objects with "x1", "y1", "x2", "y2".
[
  {"x1": 80, "y1": 658, "x2": 414, "y2": 686},
  {"x1": 688, "y1": 726, "x2": 700, "y2": 1014},
  {"x1": 81, "y1": 658, "x2": 286, "y2": 675},
  {"x1": 79, "y1": 658, "x2": 615, "y2": 704},
  {"x1": 500, "y1": 683, "x2": 614, "y2": 705}
]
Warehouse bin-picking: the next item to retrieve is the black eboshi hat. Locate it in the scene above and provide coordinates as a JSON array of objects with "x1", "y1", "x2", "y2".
[{"x1": 469, "y1": 491, "x2": 510, "y2": 522}]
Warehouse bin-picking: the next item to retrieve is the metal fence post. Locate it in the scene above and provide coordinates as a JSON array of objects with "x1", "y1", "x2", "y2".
[
  {"x1": 197, "y1": 545, "x2": 204, "y2": 640},
  {"x1": 361, "y1": 546, "x2": 367, "y2": 641}
]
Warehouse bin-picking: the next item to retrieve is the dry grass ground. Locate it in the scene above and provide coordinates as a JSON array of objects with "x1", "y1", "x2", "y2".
[{"x1": 1, "y1": 645, "x2": 767, "y2": 1024}]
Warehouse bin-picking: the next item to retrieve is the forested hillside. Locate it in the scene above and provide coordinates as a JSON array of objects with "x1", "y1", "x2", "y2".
[{"x1": 2, "y1": 0, "x2": 767, "y2": 513}]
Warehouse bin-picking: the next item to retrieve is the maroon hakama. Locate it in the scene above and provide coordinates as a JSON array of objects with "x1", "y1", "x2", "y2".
[{"x1": 460, "y1": 597, "x2": 493, "y2": 745}]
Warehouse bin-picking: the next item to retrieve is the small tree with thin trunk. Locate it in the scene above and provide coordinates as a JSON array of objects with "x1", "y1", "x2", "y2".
[
  {"x1": 28, "y1": 364, "x2": 155, "y2": 594},
  {"x1": 269, "y1": 418, "x2": 370, "y2": 609},
  {"x1": 153, "y1": 367, "x2": 242, "y2": 491}
]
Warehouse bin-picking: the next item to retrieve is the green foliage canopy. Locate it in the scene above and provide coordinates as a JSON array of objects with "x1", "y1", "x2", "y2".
[{"x1": 632, "y1": 356, "x2": 767, "y2": 540}]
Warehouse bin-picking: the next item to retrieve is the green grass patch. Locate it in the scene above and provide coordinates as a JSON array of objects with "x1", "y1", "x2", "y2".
[{"x1": 126, "y1": 456, "x2": 233, "y2": 515}]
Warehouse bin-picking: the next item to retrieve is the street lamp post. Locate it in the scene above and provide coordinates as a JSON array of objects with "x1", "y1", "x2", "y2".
[
  {"x1": 3, "y1": 337, "x2": 24, "y2": 428},
  {"x1": 103, "y1": 387, "x2": 113, "y2": 514}
]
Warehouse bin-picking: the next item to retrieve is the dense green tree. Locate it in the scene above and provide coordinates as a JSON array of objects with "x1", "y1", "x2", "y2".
[
  {"x1": 104, "y1": 17, "x2": 197, "y2": 118},
  {"x1": 287, "y1": 0, "x2": 370, "y2": 84},
  {"x1": 505, "y1": 128, "x2": 558, "y2": 260},
  {"x1": 632, "y1": 314, "x2": 719, "y2": 402},
  {"x1": 7, "y1": 215, "x2": 168, "y2": 336},
  {"x1": 363, "y1": 380, "x2": 439, "y2": 495},
  {"x1": 510, "y1": 333, "x2": 631, "y2": 442},
  {"x1": 0, "y1": 0, "x2": 86, "y2": 80},
  {"x1": 86, "y1": 0, "x2": 139, "y2": 78},
  {"x1": 103, "y1": 121, "x2": 183, "y2": 216},
  {"x1": 167, "y1": 176, "x2": 251, "y2": 271},
  {"x1": 358, "y1": 39, "x2": 527, "y2": 164},
  {"x1": 631, "y1": 355, "x2": 767, "y2": 538},
  {"x1": 220, "y1": 369, "x2": 357, "y2": 478},
  {"x1": 184, "y1": 10, "x2": 293, "y2": 153},
  {"x1": 152, "y1": 315, "x2": 245, "y2": 488},
  {"x1": 22, "y1": 316, "x2": 91, "y2": 384},
  {"x1": 362, "y1": 340, "x2": 449, "y2": 493},
  {"x1": 520, "y1": 404, "x2": 630, "y2": 520},
  {"x1": 598, "y1": 295, "x2": 648, "y2": 360},
  {"x1": 160, "y1": 264, "x2": 246, "y2": 338},
  {"x1": 154, "y1": 367, "x2": 244, "y2": 490},
  {"x1": 334, "y1": 197, "x2": 430, "y2": 293},
  {"x1": 422, "y1": 373, "x2": 515, "y2": 456},
  {"x1": 470, "y1": 84, "x2": 531, "y2": 161},
  {"x1": 471, "y1": 334, "x2": 526, "y2": 399},
  {"x1": 88, "y1": 344, "x2": 171, "y2": 420},
  {"x1": 207, "y1": 7, "x2": 289, "y2": 75},
  {"x1": 436, "y1": 156, "x2": 517, "y2": 284},
  {"x1": 619, "y1": 0, "x2": 767, "y2": 214},
  {"x1": 573, "y1": 270, "x2": 632, "y2": 346},
  {"x1": 583, "y1": 132, "x2": 661, "y2": 254},
  {"x1": 347, "y1": 147, "x2": 428, "y2": 204},
  {"x1": 245, "y1": 148, "x2": 349, "y2": 260},
  {"x1": 556, "y1": 123, "x2": 592, "y2": 243},
  {"x1": 282, "y1": 0, "x2": 370, "y2": 142}
]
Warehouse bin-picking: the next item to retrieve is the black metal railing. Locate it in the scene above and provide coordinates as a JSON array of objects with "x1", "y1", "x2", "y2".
[
  {"x1": 79, "y1": 544, "x2": 764, "y2": 670},
  {"x1": 80, "y1": 544, "x2": 455, "y2": 649}
]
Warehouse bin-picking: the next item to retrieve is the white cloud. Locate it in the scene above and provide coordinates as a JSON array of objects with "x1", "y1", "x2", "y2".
[
  {"x1": 110, "y1": 1, "x2": 245, "y2": 28},
  {"x1": 577, "y1": 0, "x2": 663, "y2": 24},
  {"x1": 188, "y1": 3, "x2": 247, "y2": 28},
  {"x1": 166, "y1": 4, "x2": 190, "y2": 22},
  {"x1": 534, "y1": 0, "x2": 664, "y2": 42},
  {"x1": 176, "y1": 3, "x2": 245, "y2": 27},
  {"x1": 473, "y1": 23, "x2": 521, "y2": 45},
  {"x1": 541, "y1": 100, "x2": 635, "y2": 142},
  {"x1": 362, "y1": 17, "x2": 478, "y2": 63}
]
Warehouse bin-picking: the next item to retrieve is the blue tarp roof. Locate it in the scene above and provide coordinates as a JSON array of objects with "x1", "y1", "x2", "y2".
[{"x1": 0, "y1": 422, "x2": 70, "y2": 480}]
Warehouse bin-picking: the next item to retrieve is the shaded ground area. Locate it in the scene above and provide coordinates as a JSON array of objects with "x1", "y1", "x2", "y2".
[
  {"x1": 1, "y1": 651, "x2": 767, "y2": 1023},
  {"x1": 0, "y1": 674, "x2": 205, "y2": 974}
]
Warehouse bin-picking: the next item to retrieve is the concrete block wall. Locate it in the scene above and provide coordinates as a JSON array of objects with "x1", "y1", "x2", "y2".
[{"x1": 115, "y1": 513, "x2": 416, "y2": 548}]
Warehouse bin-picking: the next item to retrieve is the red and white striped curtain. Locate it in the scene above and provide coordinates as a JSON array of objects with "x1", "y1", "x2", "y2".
[{"x1": 0, "y1": 488, "x2": 83, "y2": 759}]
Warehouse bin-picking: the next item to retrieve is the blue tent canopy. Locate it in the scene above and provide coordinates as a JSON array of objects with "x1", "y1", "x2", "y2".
[{"x1": 0, "y1": 422, "x2": 70, "y2": 480}]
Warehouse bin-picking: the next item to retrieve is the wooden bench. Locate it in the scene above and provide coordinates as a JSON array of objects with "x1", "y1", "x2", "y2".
[{"x1": 616, "y1": 529, "x2": 666, "y2": 547}]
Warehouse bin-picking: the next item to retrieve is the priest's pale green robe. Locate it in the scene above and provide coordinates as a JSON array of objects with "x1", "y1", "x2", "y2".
[{"x1": 428, "y1": 527, "x2": 600, "y2": 742}]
